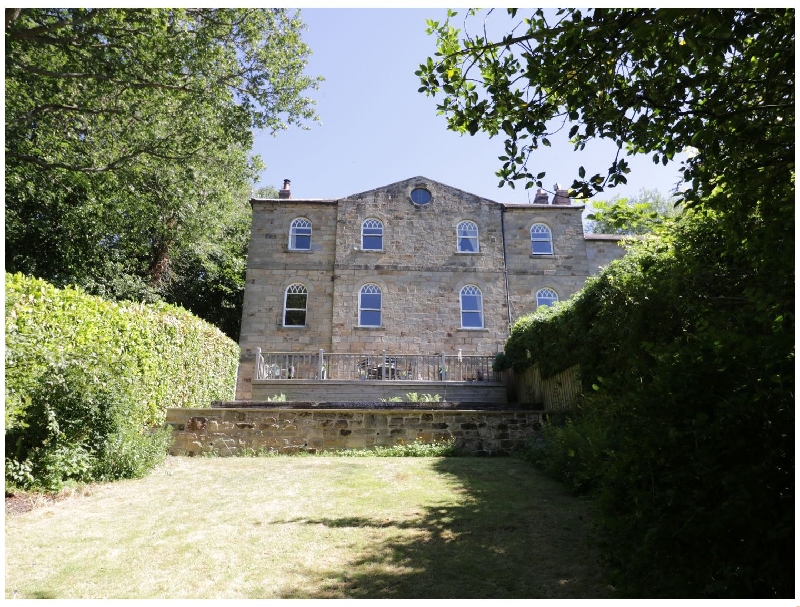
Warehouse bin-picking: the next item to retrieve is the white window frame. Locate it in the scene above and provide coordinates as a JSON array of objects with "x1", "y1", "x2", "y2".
[
  {"x1": 358, "y1": 284, "x2": 382, "y2": 327},
  {"x1": 536, "y1": 288, "x2": 559, "y2": 308},
  {"x1": 289, "y1": 218, "x2": 312, "y2": 250},
  {"x1": 457, "y1": 220, "x2": 480, "y2": 253},
  {"x1": 531, "y1": 223, "x2": 553, "y2": 255},
  {"x1": 283, "y1": 284, "x2": 308, "y2": 326},
  {"x1": 460, "y1": 285, "x2": 484, "y2": 329},
  {"x1": 361, "y1": 218, "x2": 384, "y2": 250}
]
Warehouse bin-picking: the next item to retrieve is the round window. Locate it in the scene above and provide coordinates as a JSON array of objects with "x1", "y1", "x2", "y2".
[{"x1": 410, "y1": 188, "x2": 432, "y2": 205}]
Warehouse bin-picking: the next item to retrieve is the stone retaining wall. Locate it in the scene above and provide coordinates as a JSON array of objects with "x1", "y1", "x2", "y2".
[{"x1": 165, "y1": 405, "x2": 543, "y2": 457}]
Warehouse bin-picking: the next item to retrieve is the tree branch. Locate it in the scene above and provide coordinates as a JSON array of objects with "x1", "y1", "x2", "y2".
[
  {"x1": 7, "y1": 8, "x2": 104, "y2": 38},
  {"x1": 13, "y1": 63, "x2": 199, "y2": 92}
]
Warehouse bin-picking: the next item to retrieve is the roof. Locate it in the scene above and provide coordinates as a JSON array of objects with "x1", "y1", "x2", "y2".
[{"x1": 254, "y1": 175, "x2": 584, "y2": 208}]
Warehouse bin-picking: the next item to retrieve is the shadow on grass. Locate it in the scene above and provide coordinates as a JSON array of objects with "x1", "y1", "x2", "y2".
[
  {"x1": 278, "y1": 458, "x2": 611, "y2": 599},
  {"x1": 24, "y1": 591, "x2": 58, "y2": 599}
]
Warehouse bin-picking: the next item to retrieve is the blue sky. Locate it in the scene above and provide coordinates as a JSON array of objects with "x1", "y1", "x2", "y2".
[{"x1": 252, "y1": 8, "x2": 686, "y2": 205}]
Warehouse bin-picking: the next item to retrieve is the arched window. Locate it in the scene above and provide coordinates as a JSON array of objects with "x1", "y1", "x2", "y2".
[
  {"x1": 531, "y1": 223, "x2": 553, "y2": 255},
  {"x1": 460, "y1": 285, "x2": 484, "y2": 328},
  {"x1": 289, "y1": 218, "x2": 312, "y2": 250},
  {"x1": 536, "y1": 288, "x2": 559, "y2": 308},
  {"x1": 283, "y1": 284, "x2": 308, "y2": 326},
  {"x1": 361, "y1": 219, "x2": 383, "y2": 250},
  {"x1": 457, "y1": 221, "x2": 479, "y2": 253},
  {"x1": 359, "y1": 284, "x2": 382, "y2": 327}
]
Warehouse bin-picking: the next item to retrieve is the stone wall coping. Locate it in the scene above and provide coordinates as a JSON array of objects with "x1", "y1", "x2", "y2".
[
  {"x1": 205, "y1": 401, "x2": 540, "y2": 411},
  {"x1": 501, "y1": 203, "x2": 585, "y2": 210},
  {"x1": 250, "y1": 198, "x2": 338, "y2": 205},
  {"x1": 249, "y1": 380, "x2": 506, "y2": 386}
]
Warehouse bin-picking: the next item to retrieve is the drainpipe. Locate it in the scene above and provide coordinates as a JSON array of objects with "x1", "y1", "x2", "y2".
[{"x1": 500, "y1": 207, "x2": 513, "y2": 331}]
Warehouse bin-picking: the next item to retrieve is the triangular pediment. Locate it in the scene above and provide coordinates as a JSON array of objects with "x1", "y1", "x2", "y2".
[{"x1": 342, "y1": 176, "x2": 501, "y2": 205}]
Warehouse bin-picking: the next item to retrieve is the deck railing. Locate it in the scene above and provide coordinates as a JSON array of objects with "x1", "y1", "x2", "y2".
[{"x1": 254, "y1": 349, "x2": 499, "y2": 382}]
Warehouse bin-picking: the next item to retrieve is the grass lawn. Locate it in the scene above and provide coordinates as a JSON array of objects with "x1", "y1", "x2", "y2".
[{"x1": 5, "y1": 455, "x2": 612, "y2": 599}]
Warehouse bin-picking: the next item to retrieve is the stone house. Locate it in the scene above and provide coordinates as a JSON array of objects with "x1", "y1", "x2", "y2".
[{"x1": 236, "y1": 176, "x2": 626, "y2": 398}]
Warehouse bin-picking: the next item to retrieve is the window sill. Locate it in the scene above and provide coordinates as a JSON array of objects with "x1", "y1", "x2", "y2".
[
  {"x1": 286, "y1": 248, "x2": 314, "y2": 253},
  {"x1": 530, "y1": 253, "x2": 554, "y2": 258},
  {"x1": 457, "y1": 327, "x2": 490, "y2": 332},
  {"x1": 280, "y1": 324, "x2": 308, "y2": 329},
  {"x1": 355, "y1": 248, "x2": 385, "y2": 253},
  {"x1": 355, "y1": 325, "x2": 385, "y2": 330},
  {"x1": 455, "y1": 251, "x2": 482, "y2": 255}
]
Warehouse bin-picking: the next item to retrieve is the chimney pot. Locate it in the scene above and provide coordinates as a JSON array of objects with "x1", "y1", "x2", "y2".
[
  {"x1": 533, "y1": 188, "x2": 550, "y2": 204},
  {"x1": 553, "y1": 183, "x2": 571, "y2": 205},
  {"x1": 279, "y1": 179, "x2": 292, "y2": 199}
]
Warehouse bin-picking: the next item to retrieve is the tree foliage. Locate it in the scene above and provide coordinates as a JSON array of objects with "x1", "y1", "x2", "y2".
[
  {"x1": 418, "y1": 8, "x2": 793, "y2": 205},
  {"x1": 165, "y1": 185, "x2": 277, "y2": 340},
  {"x1": 6, "y1": 8, "x2": 319, "y2": 173},
  {"x1": 585, "y1": 188, "x2": 680, "y2": 235},
  {"x1": 5, "y1": 9, "x2": 320, "y2": 335},
  {"x1": 420, "y1": 8, "x2": 794, "y2": 598}
]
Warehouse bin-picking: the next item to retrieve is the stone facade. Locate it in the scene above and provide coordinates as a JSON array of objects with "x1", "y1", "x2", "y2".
[
  {"x1": 584, "y1": 234, "x2": 629, "y2": 275},
  {"x1": 166, "y1": 405, "x2": 543, "y2": 457},
  {"x1": 237, "y1": 176, "x2": 627, "y2": 398}
]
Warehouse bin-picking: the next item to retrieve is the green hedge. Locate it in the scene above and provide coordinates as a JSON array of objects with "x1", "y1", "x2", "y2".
[
  {"x1": 5, "y1": 273, "x2": 239, "y2": 489},
  {"x1": 509, "y1": 209, "x2": 793, "y2": 598},
  {"x1": 505, "y1": 229, "x2": 682, "y2": 385}
]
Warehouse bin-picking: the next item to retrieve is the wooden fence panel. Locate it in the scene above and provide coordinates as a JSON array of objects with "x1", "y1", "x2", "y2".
[{"x1": 508, "y1": 364, "x2": 582, "y2": 411}]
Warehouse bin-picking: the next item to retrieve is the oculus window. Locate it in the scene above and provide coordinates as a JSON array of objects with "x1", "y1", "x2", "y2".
[
  {"x1": 283, "y1": 284, "x2": 308, "y2": 326},
  {"x1": 531, "y1": 223, "x2": 553, "y2": 255},
  {"x1": 460, "y1": 285, "x2": 484, "y2": 328},
  {"x1": 289, "y1": 218, "x2": 312, "y2": 250},
  {"x1": 359, "y1": 284, "x2": 382, "y2": 327},
  {"x1": 361, "y1": 219, "x2": 384, "y2": 250},
  {"x1": 410, "y1": 188, "x2": 432, "y2": 205},
  {"x1": 457, "y1": 221, "x2": 479, "y2": 253},
  {"x1": 536, "y1": 288, "x2": 559, "y2": 308}
]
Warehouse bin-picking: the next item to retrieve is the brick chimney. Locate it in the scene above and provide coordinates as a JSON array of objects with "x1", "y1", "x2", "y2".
[
  {"x1": 278, "y1": 179, "x2": 292, "y2": 199},
  {"x1": 533, "y1": 188, "x2": 550, "y2": 204},
  {"x1": 553, "y1": 183, "x2": 571, "y2": 205}
]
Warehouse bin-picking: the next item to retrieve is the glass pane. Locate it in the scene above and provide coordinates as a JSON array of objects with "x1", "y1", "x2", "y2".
[
  {"x1": 410, "y1": 188, "x2": 432, "y2": 205},
  {"x1": 293, "y1": 235, "x2": 311, "y2": 250},
  {"x1": 362, "y1": 235, "x2": 382, "y2": 250},
  {"x1": 532, "y1": 240, "x2": 552, "y2": 254},
  {"x1": 461, "y1": 294, "x2": 481, "y2": 311},
  {"x1": 458, "y1": 237, "x2": 477, "y2": 252},
  {"x1": 462, "y1": 312, "x2": 483, "y2": 328},
  {"x1": 360, "y1": 310, "x2": 381, "y2": 326},
  {"x1": 286, "y1": 293, "x2": 306, "y2": 308},
  {"x1": 360, "y1": 293, "x2": 381, "y2": 309},
  {"x1": 284, "y1": 310, "x2": 306, "y2": 326}
]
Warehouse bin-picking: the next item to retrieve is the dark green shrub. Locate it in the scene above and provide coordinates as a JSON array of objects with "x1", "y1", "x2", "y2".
[
  {"x1": 520, "y1": 407, "x2": 612, "y2": 495},
  {"x1": 505, "y1": 209, "x2": 793, "y2": 598},
  {"x1": 5, "y1": 273, "x2": 239, "y2": 490},
  {"x1": 492, "y1": 352, "x2": 511, "y2": 372}
]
